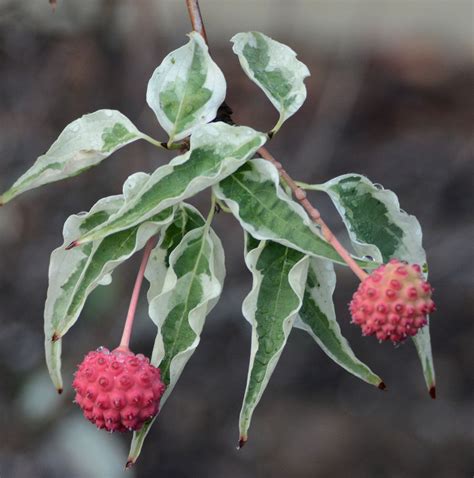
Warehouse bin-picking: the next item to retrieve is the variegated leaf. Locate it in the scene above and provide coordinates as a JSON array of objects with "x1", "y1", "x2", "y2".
[
  {"x1": 44, "y1": 173, "x2": 175, "y2": 391},
  {"x1": 318, "y1": 174, "x2": 435, "y2": 394},
  {"x1": 74, "y1": 122, "x2": 266, "y2": 246},
  {"x1": 213, "y1": 158, "x2": 375, "y2": 269},
  {"x1": 128, "y1": 203, "x2": 225, "y2": 465},
  {"x1": 231, "y1": 32, "x2": 310, "y2": 134},
  {"x1": 1, "y1": 110, "x2": 148, "y2": 205},
  {"x1": 319, "y1": 174, "x2": 425, "y2": 264},
  {"x1": 147, "y1": 32, "x2": 226, "y2": 144},
  {"x1": 295, "y1": 257, "x2": 383, "y2": 388},
  {"x1": 239, "y1": 235, "x2": 309, "y2": 446}
]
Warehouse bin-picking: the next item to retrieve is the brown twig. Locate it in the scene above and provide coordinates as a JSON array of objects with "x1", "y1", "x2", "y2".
[
  {"x1": 184, "y1": 0, "x2": 368, "y2": 281},
  {"x1": 185, "y1": 0, "x2": 208, "y2": 44},
  {"x1": 257, "y1": 149, "x2": 368, "y2": 280}
]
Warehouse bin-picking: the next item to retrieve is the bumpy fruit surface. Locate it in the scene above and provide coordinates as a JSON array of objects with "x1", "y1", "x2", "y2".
[
  {"x1": 73, "y1": 347, "x2": 165, "y2": 432},
  {"x1": 349, "y1": 259, "x2": 435, "y2": 343}
]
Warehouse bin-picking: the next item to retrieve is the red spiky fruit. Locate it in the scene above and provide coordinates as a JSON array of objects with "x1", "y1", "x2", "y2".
[
  {"x1": 349, "y1": 259, "x2": 435, "y2": 343},
  {"x1": 73, "y1": 347, "x2": 165, "y2": 432}
]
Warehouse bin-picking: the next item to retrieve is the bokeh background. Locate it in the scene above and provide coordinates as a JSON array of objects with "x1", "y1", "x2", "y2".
[{"x1": 0, "y1": 1, "x2": 473, "y2": 477}]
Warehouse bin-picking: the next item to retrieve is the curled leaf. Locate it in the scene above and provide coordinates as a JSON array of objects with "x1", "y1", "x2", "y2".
[
  {"x1": 128, "y1": 203, "x2": 225, "y2": 464},
  {"x1": 147, "y1": 32, "x2": 226, "y2": 144},
  {"x1": 231, "y1": 32, "x2": 310, "y2": 134}
]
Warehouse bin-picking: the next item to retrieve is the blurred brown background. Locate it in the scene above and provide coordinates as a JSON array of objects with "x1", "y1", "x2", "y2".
[{"x1": 0, "y1": 1, "x2": 473, "y2": 477}]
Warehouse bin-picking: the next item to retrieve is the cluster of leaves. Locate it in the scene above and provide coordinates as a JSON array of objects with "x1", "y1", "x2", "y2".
[{"x1": 0, "y1": 31, "x2": 435, "y2": 462}]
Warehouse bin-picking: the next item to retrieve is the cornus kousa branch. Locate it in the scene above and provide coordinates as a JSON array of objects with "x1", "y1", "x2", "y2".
[
  {"x1": 0, "y1": 0, "x2": 437, "y2": 466},
  {"x1": 185, "y1": 1, "x2": 435, "y2": 353},
  {"x1": 256, "y1": 148, "x2": 369, "y2": 281},
  {"x1": 184, "y1": 0, "x2": 368, "y2": 283}
]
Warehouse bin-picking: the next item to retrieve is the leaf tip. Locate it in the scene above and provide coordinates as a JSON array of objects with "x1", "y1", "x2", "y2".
[
  {"x1": 0, "y1": 190, "x2": 14, "y2": 206},
  {"x1": 125, "y1": 458, "x2": 135, "y2": 469},
  {"x1": 57, "y1": 387, "x2": 63, "y2": 395},
  {"x1": 429, "y1": 385, "x2": 436, "y2": 399},
  {"x1": 65, "y1": 240, "x2": 79, "y2": 250},
  {"x1": 378, "y1": 381, "x2": 387, "y2": 391},
  {"x1": 237, "y1": 436, "x2": 247, "y2": 449}
]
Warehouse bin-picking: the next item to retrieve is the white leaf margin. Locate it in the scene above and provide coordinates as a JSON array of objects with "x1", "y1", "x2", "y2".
[
  {"x1": 320, "y1": 174, "x2": 426, "y2": 265},
  {"x1": 147, "y1": 31, "x2": 226, "y2": 144},
  {"x1": 295, "y1": 257, "x2": 383, "y2": 388},
  {"x1": 318, "y1": 174, "x2": 435, "y2": 394},
  {"x1": 214, "y1": 158, "x2": 364, "y2": 267},
  {"x1": 44, "y1": 174, "x2": 175, "y2": 391},
  {"x1": 1, "y1": 110, "x2": 148, "y2": 204},
  {"x1": 239, "y1": 235, "x2": 309, "y2": 443},
  {"x1": 128, "y1": 205, "x2": 225, "y2": 465},
  {"x1": 77, "y1": 122, "x2": 267, "y2": 245},
  {"x1": 147, "y1": 223, "x2": 225, "y2": 405},
  {"x1": 231, "y1": 31, "x2": 310, "y2": 133}
]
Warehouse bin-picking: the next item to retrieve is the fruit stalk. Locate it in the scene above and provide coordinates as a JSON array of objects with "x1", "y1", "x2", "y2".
[{"x1": 118, "y1": 236, "x2": 157, "y2": 351}]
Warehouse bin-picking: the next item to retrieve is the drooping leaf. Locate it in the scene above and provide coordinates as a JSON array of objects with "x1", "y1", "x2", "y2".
[
  {"x1": 74, "y1": 122, "x2": 266, "y2": 246},
  {"x1": 231, "y1": 32, "x2": 310, "y2": 134},
  {"x1": 239, "y1": 235, "x2": 309, "y2": 445},
  {"x1": 44, "y1": 173, "x2": 175, "y2": 391},
  {"x1": 318, "y1": 174, "x2": 435, "y2": 394},
  {"x1": 128, "y1": 203, "x2": 225, "y2": 465},
  {"x1": 147, "y1": 32, "x2": 226, "y2": 144},
  {"x1": 213, "y1": 158, "x2": 375, "y2": 269},
  {"x1": 149, "y1": 212, "x2": 225, "y2": 397},
  {"x1": 412, "y1": 326, "x2": 436, "y2": 397},
  {"x1": 1, "y1": 110, "x2": 147, "y2": 205},
  {"x1": 295, "y1": 257, "x2": 383, "y2": 388}
]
